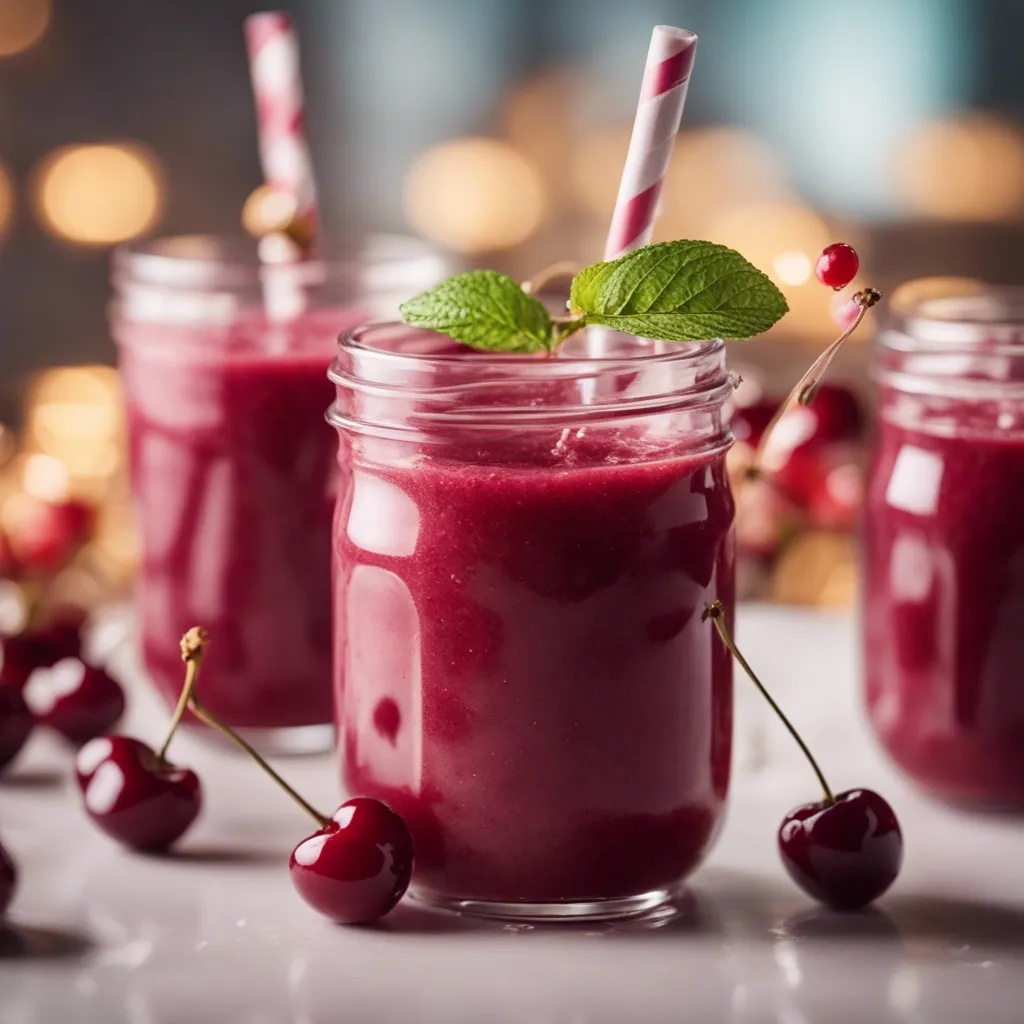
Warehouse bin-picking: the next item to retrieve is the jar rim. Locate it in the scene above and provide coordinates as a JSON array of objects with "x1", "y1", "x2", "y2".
[
  {"x1": 112, "y1": 233, "x2": 448, "y2": 293},
  {"x1": 875, "y1": 279, "x2": 1024, "y2": 401},
  {"x1": 883, "y1": 279, "x2": 1024, "y2": 349},
  {"x1": 328, "y1": 321, "x2": 734, "y2": 439},
  {"x1": 339, "y1": 319, "x2": 726, "y2": 370}
]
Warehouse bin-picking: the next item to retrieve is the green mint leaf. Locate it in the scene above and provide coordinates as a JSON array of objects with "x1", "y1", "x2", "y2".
[
  {"x1": 399, "y1": 270, "x2": 554, "y2": 353},
  {"x1": 569, "y1": 240, "x2": 788, "y2": 342}
]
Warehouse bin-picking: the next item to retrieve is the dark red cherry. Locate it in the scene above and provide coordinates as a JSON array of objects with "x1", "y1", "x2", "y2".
[
  {"x1": 729, "y1": 397, "x2": 777, "y2": 449},
  {"x1": 0, "y1": 633, "x2": 47, "y2": 690},
  {"x1": 24, "y1": 657, "x2": 125, "y2": 746},
  {"x1": 0, "y1": 531, "x2": 15, "y2": 578},
  {"x1": 802, "y1": 383, "x2": 863, "y2": 444},
  {"x1": 8, "y1": 499, "x2": 94, "y2": 576},
  {"x1": 36, "y1": 605, "x2": 88, "y2": 663},
  {"x1": 778, "y1": 789, "x2": 903, "y2": 911},
  {"x1": 0, "y1": 685, "x2": 33, "y2": 772},
  {"x1": 815, "y1": 242, "x2": 859, "y2": 290},
  {"x1": 289, "y1": 797, "x2": 414, "y2": 924},
  {"x1": 75, "y1": 736, "x2": 201, "y2": 853},
  {"x1": 0, "y1": 837, "x2": 15, "y2": 918}
]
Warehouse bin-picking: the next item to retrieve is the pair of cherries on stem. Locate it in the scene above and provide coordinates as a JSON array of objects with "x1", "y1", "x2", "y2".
[
  {"x1": 74, "y1": 627, "x2": 413, "y2": 925},
  {"x1": 703, "y1": 602, "x2": 903, "y2": 910}
]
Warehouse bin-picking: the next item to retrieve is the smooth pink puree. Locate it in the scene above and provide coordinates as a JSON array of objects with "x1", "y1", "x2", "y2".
[
  {"x1": 119, "y1": 308, "x2": 364, "y2": 729},
  {"x1": 865, "y1": 403, "x2": 1024, "y2": 807},
  {"x1": 335, "y1": 427, "x2": 735, "y2": 903}
]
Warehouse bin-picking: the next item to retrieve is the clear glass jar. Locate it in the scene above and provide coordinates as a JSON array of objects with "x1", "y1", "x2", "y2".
[
  {"x1": 328, "y1": 324, "x2": 736, "y2": 919},
  {"x1": 111, "y1": 235, "x2": 446, "y2": 754},
  {"x1": 865, "y1": 281, "x2": 1024, "y2": 808}
]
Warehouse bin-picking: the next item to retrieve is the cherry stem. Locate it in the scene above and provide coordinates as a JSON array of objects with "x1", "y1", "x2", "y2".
[
  {"x1": 750, "y1": 288, "x2": 881, "y2": 478},
  {"x1": 703, "y1": 601, "x2": 835, "y2": 805},
  {"x1": 186, "y1": 700, "x2": 330, "y2": 828},
  {"x1": 161, "y1": 628, "x2": 330, "y2": 827},
  {"x1": 156, "y1": 625, "x2": 207, "y2": 764}
]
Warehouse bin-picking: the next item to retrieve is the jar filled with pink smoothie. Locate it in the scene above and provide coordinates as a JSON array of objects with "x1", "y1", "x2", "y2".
[
  {"x1": 112, "y1": 235, "x2": 446, "y2": 754},
  {"x1": 865, "y1": 281, "x2": 1024, "y2": 809},
  {"x1": 329, "y1": 323, "x2": 736, "y2": 919}
]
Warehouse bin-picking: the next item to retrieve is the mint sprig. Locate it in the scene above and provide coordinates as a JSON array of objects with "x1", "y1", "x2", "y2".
[
  {"x1": 399, "y1": 239, "x2": 788, "y2": 353},
  {"x1": 399, "y1": 269, "x2": 556, "y2": 353}
]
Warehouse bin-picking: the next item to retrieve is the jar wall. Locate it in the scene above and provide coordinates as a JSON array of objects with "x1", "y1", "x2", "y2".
[
  {"x1": 864, "y1": 283, "x2": 1024, "y2": 809},
  {"x1": 330, "y1": 324, "x2": 736, "y2": 915}
]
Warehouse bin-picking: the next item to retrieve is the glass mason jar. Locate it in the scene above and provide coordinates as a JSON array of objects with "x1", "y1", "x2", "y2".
[
  {"x1": 111, "y1": 235, "x2": 446, "y2": 754},
  {"x1": 865, "y1": 281, "x2": 1024, "y2": 809},
  {"x1": 328, "y1": 323, "x2": 736, "y2": 920}
]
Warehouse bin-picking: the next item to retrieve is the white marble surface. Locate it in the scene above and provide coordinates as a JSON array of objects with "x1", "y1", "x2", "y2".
[{"x1": 2, "y1": 605, "x2": 1023, "y2": 1024}]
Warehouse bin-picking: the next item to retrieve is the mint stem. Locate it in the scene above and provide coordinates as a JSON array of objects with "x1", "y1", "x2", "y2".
[{"x1": 703, "y1": 601, "x2": 835, "y2": 805}]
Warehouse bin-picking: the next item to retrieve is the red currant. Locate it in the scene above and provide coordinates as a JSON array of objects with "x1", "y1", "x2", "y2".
[{"x1": 815, "y1": 243, "x2": 859, "y2": 290}]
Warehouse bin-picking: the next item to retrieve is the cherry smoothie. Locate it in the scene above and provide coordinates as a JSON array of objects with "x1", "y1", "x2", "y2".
[
  {"x1": 865, "y1": 284, "x2": 1024, "y2": 809},
  {"x1": 866, "y1": 410, "x2": 1024, "y2": 807},
  {"x1": 113, "y1": 236, "x2": 444, "y2": 749},
  {"x1": 118, "y1": 310, "x2": 359, "y2": 732},
  {"x1": 330, "y1": 325, "x2": 735, "y2": 912}
]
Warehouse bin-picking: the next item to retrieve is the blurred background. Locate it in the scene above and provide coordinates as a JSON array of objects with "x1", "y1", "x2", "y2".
[{"x1": 1, "y1": 0, "x2": 1024, "y2": 611}]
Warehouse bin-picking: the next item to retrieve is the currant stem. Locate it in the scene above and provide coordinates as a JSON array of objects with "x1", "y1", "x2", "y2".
[
  {"x1": 749, "y1": 287, "x2": 881, "y2": 478},
  {"x1": 703, "y1": 601, "x2": 835, "y2": 805},
  {"x1": 186, "y1": 699, "x2": 330, "y2": 829},
  {"x1": 157, "y1": 626, "x2": 209, "y2": 764}
]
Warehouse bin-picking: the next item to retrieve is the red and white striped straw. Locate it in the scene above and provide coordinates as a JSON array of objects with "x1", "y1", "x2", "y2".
[
  {"x1": 244, "y1": 11, "x2": 319, "y2": 321},
  {"x1": 603, "y1": 26, "x2": 698, "y2": 261},
  {"x1": 244, "y1": 12, "x2": 318, "y2": 239}
]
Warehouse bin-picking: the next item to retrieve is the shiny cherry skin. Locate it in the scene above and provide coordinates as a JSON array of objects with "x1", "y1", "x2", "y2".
[
  {"x1": 289, "y1": 797, "x2": 414, "y2": 924},
  {"x1": 24, "y1": 657, "x2": 125, "y2": 746},
  {"x1": 815, "y1": 242, "x2": 859, "y2": 290},
  {"x1": 778, "y1": 789, "x2": 903, "y2": 910},
  {"x1": 0, "y1": 837, "x2": 15, "y2": 918},
  {"x1": 0, "y1": 685, "x2": 33, "y2": 772},
  {"x1": 8, "y1": 499, "x2": 94, "y2": 576},
  {"x1": 36, "y1": 605, "x2": 88, "y2": 663},
  {"x1": 729, "y1": 398, "x2": 777, "y2": 449},
  {"x1": 0, "y1": 632, "x2": 52, "y2": 690},
  {"x1": 75, "y1": 735, "x2": 202, "y2": 852},
  {"x1": 0, "y1": 531, "x2": 14, "y2": 578}
]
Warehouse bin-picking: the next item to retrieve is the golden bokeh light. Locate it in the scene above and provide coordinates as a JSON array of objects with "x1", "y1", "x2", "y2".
[
  {"x1": 0, "y1": 159, "x2": 14, "y2": 241},
  {"x1": 502, "y1": 68, "x2": 582, "y2": 202},
  {"x1": 772, "y1": 249, "x2": 812, "y2": 286},
  {"x1": 22, "y1": 453, "x2": 69, "y2": 502},
  {"x1": 33, "y1": 144, "x2": 164, "y2": 246},
  {"x1": 896, "y1": 114, "x2": 1024, "y2": 221},
  {"x1": 709, "y1": 202, "x2": 834, "y2": 338},
  {"x1": 0, "y1": 0, "x2": 51, "y2": 57},
  {"x1": 569, "y1": 126, "x2": 790, "y2": 238},
  {"x1": 25, "y1": 366, "x2": 124, "y2": 487},
  {"x1": 566, "y1": 126, "x2": 630, "y2": 222},
  {"x1": 404, "y1": 137, "x2": 546, "y2": 253},
  {"x1": 242, "y1": 183, "x2": 297, "y2": 238}
]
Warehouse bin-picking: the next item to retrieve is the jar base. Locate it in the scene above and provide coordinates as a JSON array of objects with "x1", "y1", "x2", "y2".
[
  {"x1": 189, "y1": 721, "x2": 334, "y2": 757},
  {"x1": 410, "y1": 884, "x2": 679, "y2": 922}
]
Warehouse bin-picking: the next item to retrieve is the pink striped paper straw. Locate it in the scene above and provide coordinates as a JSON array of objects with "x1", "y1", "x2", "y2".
[
  {"x1": 244, "y1": 12, "x2": 318, "y2": 323},
  {"x1": 244, "y1": 12, "x2": 319, "y2": 247},
  {"x1": 603, "y1": 26, "x2": 698, "y2": 261}
]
